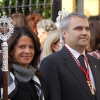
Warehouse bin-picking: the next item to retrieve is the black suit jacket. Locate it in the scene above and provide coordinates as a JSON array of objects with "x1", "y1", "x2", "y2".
[{"x1": 40, "y1": 46, "x2": 100, "y2": 100}]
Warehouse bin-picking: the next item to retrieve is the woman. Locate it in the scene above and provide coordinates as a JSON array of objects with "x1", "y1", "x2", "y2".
[
  {"x1": 40, "y1": 29, "x2": 60, "y2": 61},
  {"x1": 36, "y1": 19, "x2": 57, "y2": 49},
  {"x1": 88, "y1": 21, "x2": 100, "y2": 60},
  {"x1": 11, "y1": 13, "x2": 30, "y2": 28},
  {"x1": 0, "y1": 26, "x2": 48, "y2": 100},
  {"x1": 26, "y1": 13, "x2": 43, "y2": 35}
]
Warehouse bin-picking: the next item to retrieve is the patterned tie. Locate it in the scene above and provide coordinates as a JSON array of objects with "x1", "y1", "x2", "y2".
[{"x1": 78, "y1": 55, "x2": 86, "y2": 70}]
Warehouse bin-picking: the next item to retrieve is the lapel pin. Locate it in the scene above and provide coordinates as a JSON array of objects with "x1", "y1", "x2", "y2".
[{"x1": 95, "y1": 65, "x2": 97, "y2": 68}]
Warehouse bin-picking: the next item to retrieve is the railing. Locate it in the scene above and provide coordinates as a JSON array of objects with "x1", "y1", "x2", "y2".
[{"x1": 0, "y1": 0, "x2": 53, "y2": 19}]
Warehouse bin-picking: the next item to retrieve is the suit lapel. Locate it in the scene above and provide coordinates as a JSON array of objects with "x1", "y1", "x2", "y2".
[
  {"x1": 60, "y1": 47, "x2": 94, "y2": 100},
  {"x1": 87, "y1": 55, "x2": 100, "y2": 100}
]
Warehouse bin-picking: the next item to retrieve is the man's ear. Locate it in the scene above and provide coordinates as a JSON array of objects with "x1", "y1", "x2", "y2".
[{"x1": 62, "y1": 30, "x2": 67, "y2": 38}]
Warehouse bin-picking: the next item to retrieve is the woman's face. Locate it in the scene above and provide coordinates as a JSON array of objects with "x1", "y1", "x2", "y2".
[
  {"x1": 37, "y1": 28, "x2": 47, "y2": 46},
  {"x1": 51, "y1": 39, "x2": 60, "y2": 52},
  {"x1": 11, "y1": 35, "x2": 35, "y2": 68}
]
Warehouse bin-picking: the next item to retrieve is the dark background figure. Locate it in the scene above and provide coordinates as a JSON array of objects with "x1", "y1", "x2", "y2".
[
  {"x1": 0, "y1": 40, "x2": 2, "y2": 50},
  {"x1": 51, "y1": 0, "x2": 61, "y2": 22},
  {"x1": 88, "y1": 15, "x2": 100, "y2": 22},
  {"x1": 88, "y1": 21, "x2": 100, "y2": 60}
]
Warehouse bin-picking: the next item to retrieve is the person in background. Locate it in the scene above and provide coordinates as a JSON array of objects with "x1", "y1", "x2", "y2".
[
  {"x1": 37, "y1": 19, "x2": 57, "y2": 48},
  {"x1": 33, "y1": 9, "x2": 43, "y2": 17},
  {"x1": 88, "y1": 15, "x2": 100, "y2": 22},
  {"x1": 0, "y1": 26, "x2": 48, "y2": 100},
  {"x1": 26, "y1": 12, "x2": 43, "y2": 35},
  {"x1": 40, "y1": 12, "x2": 100, "y2": 100},
  {"x1": 11, "y1": 13, "x2": 30, "y2": 28},
  {"x1": 40, "y1": 29, "x2": 60, "y2": 61},
  {"x1": 88, "y1": 21, "x2": 100, "y2": 60}
]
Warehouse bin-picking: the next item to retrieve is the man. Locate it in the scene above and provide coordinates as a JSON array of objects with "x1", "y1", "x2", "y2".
[{"x1": 40, "y1": 12, "x2": 100, "y2": 100}]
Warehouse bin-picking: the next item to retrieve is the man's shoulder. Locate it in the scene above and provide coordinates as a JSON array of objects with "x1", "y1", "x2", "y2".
[
  {"x1": 47, "y1": 46, "x2": 68, "y2": 58},
  {"x1": 45, "y1": 51, "x2": 61, "y2": 60},
  {"x1": 41, "y1": 46, "x2": 69, "y2": 65}
]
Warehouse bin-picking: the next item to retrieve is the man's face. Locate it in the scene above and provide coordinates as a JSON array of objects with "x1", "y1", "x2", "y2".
[{"x1": 63, "y1": 16, "x2": 90, "y2": 51}]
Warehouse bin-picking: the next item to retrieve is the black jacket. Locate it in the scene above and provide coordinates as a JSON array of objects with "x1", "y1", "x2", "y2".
[
  {"x1": 12, "y1": 77, "x2": 48, "y2": 100},
  {"x1": 0, "y1": 71, "x2": 48, "y2": 100}
]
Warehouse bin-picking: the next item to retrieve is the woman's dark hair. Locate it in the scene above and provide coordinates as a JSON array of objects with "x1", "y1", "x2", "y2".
[
  {"x1": 88, "y1": 15, "x2": 100, "y2": 22},
  {"x1": 89, "y1": 21, "x2": 100, "y2": 51},
  {"x1": 8, "y1": 26, "x2": 41, "y2": 75}
]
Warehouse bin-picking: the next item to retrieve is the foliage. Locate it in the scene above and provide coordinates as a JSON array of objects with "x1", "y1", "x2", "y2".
[{"x1": 0, "y1": 0, "x2": 51, "y2": 19}]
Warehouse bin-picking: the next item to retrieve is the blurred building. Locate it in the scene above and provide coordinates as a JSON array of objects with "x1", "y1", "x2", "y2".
[{"x1": 62, "y1": 0, "x2": 100, "y2": 17}]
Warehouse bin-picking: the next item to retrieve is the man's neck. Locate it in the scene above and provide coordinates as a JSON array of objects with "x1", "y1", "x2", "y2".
[{"x1": 65, "y1": 44, "x2": 85, "y2": 59}]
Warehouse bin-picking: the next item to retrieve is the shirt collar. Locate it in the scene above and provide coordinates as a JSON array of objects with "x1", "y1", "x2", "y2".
[{"x1": 65, "y1": 44, "x2": 85, "y2": 59}]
